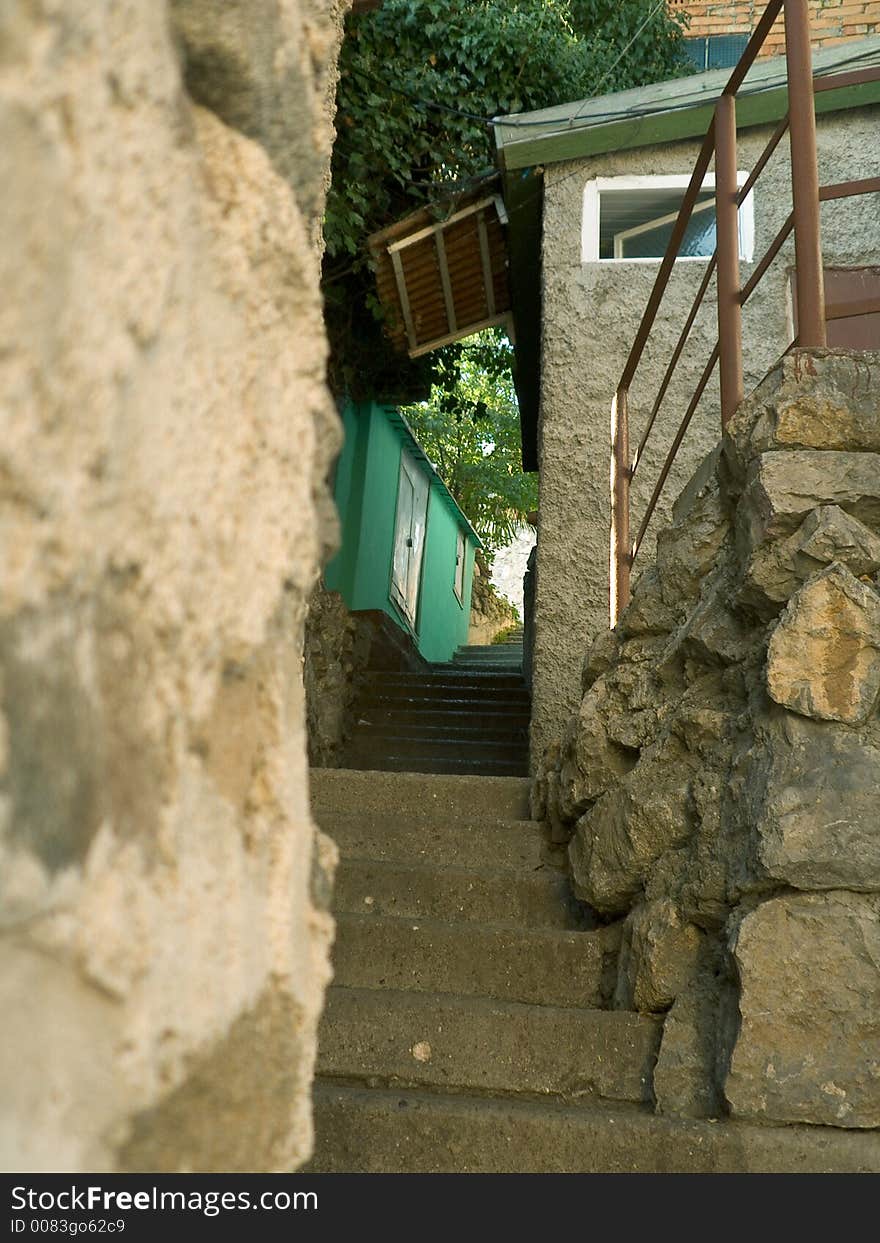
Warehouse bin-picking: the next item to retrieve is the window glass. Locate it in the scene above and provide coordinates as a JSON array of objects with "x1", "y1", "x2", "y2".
[
  {"x1": 599, "y1": 187, "x2": 716, "y2": 260},
  {"x1": 585, "y1": 175, "x2": 754, "y2": 264},
  {"x1": 684, "y1": 35, "x2": 750, "y2": 73},
  {"x1": 616, "y1": 202, "x2": 717, "y2": 260}
]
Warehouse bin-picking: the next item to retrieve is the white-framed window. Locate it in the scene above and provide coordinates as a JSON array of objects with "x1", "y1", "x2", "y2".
[
  {"x1": 453, "y1": 530, "x2": 466, "y2": 604},
  {"x1": 582, "y1": 173, "x2": 755, "y2": 264}
]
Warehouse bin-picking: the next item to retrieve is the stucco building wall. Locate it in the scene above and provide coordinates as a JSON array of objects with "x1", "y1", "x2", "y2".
[
  {"x1": 0, "y1": 0, "x2": 349, "y2": 1172},
  {"x1": 532, "y1": 103, "x2": 880, "y2": 763},
  {"x1": 671, "y1": 0, "x2": 880, "y2": 54}
]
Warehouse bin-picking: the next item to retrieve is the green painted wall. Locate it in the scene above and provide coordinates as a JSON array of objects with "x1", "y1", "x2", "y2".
[
  {"x1": 324, "y1": 402, "x2": 364, "y2": 599},
  {"x1": 325, "y1": 401, "x2": 478, "y2": 663},
  {"x1": 418, "y1": 491, "x2": 476, "y2": 662},
  {"x1": 352, "y1": 404, "x2": 403, "y2": 614}
]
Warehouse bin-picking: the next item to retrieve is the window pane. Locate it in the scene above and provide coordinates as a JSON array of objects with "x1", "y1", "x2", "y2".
[
  {"x1": 707, "y1": 34, "x2": 749, "y2": 70},
  {"x1": 599, "y1": 188, "x2": 715, "y2": 258},
  {"x1": 683, "y1": 38, "x2": 708, "y2": 72},
  {"x1": 620, "y1": 209, "x2": 717, "y2": 260}
]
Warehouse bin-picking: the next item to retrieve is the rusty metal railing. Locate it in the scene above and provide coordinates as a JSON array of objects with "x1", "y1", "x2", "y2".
[{"x1": 610, "y1": 0, "x2": 880, "y2": 624}]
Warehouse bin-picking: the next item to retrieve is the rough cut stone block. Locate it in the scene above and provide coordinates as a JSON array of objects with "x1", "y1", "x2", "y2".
[
  {"x1": 726, "y1": 892, "x2": 880, "y2": 1129},
  {"x1": 657, "y1": 470, "x2": 730, "y2": 609},
  {"x1": 569, "y1": 739, "x2": 696, "y2": 915},
  {"x1": 755, "y1": 712, "x2": 880, "y2": 892},
  {"x1": 664, "y1": 565, "x2": 752, "y2": 668},
  {"x1": 740, "y1": 505, "x2": 880, "y2": 616},
  {"x1": 727, "y1": 350, "x2": 880, "y2": 475},
  {"x1": 738, "y1": 451, "x2": 880, "y2": 556},
  {"x1": 557, "y1": 685, "x2": 638, "y2": 822},
  {"x1": 581, "y1": 627, "x2": 620, "y2": 692},
  {"x1": 654, "y1": 976, "x2": 724, "y2": 1119},
  {"x1": 614, "y1": 898, "x2": 702, "y2": 1013},
  {"x1": 766, "y1": 564, "x2": 880, "y2": 725},
  {"x1": 616, "y1": 565, "x2": 683, "y2": 641}
]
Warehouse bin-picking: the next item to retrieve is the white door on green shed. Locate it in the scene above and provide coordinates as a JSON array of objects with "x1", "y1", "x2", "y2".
[{"x1": 390, "y1": 449, "x2": 429, "y2": 627}]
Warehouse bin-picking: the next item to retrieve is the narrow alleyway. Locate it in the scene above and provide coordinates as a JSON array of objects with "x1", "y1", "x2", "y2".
[
  {"x1": 345, "y1": 630, "x2": 529, "y2": 776},
  {"x1": 306, "y1": 768, "x2": 661, "y2": 1173}
]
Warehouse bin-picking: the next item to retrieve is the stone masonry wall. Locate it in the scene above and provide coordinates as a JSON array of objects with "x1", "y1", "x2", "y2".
[
  {"x1": 468, "y1": 562, "x2": 520, "y2": 646},
  {"x1": 532, "y1": 104, "x2": 880, "y2": 764},
  {"x1": 0, "y1": 0, "x2": 349, "y2": 1172},
  {"x1": 304, "y1": 583, "x2": 373, "y2": 769},
  {"x1": 670, "y1": 1, "x2": 880, "y2": 54},
  {"x1": 535, "y1": 349, "x2": 880, "y2": 1133}
]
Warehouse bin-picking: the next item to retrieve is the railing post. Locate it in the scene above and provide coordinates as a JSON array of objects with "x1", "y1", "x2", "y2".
[
  {"x1": 784, "y1": 0, "x2": 826, "y2": 346},
  {"x1": 715, "y1": 93, "x2": 744, "y2": 429},
  {"x1": 610, "y1": 386, "x2": 631, "y2": 626}
]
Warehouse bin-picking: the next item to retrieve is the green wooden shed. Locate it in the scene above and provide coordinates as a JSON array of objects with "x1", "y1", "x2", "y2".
[{"x1": 325, "y1": 401, "x2": 482, "y2": 663}]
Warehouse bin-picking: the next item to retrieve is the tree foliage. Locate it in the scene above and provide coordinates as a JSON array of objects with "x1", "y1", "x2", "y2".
[
  {"x1": 324, "y1": 0, "x2": 689, "y2": 396},
  {"x1": 401, "y1": 330, "x2": 539, "y2": 555}
]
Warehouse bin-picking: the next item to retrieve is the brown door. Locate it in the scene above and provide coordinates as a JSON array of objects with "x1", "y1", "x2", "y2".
[{"x1": 792, "y1": 266, "x2": 880, "y2": 349}]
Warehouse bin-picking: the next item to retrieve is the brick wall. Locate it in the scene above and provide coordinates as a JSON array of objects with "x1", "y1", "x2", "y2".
[{"x1": 670, "y1": 1, "x2": 880, "y2": 55}]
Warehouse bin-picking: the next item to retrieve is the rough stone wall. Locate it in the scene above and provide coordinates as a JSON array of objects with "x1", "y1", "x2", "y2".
[
  {"x1": 304, "y1": 583, "x2": 371, "y2": 768},
  {"x1": 0, "y1": 0, "x2": 349, "y2": 1172},
  {"x1": 535, "y1": 349, "x2": 880, "y2": 1132},
  {"x1": 468, "y1": 562, "x2": 520, "y2": 645},
  {"x1": 532, "y1": 104, "x2": 880, "y2": 763},
  {"x1": 489, "y1": 527, "x2": 535, "y2": 620},
  {"x1": 671, "y1": 1, "x2": 880, "y2": 54}
]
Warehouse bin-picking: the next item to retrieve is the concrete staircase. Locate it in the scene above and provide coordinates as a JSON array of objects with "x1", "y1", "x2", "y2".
[
  {"x1": 305, "y1": 768, "x2": 877, "y2": 1172},
  {"x1": 306, "y1": 768, "x2": 664, "y2": 1173},
  {"x1": 345, "y1": 634, "x2": 529, "y2": 777}
]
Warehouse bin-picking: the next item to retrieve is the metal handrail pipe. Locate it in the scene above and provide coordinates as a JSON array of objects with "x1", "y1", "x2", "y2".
[
  {"x1": 785, "y1": 0, "x2": 826, "y2": 347},
  {"x1": 617, "y1": 124, "x2": 717, "y2": 394},
  {"x1": 632, "y1": 256, "x2": 717, "y2": 480},
  {"x1": 737, "y1": 114, "x2": 791, "y2": 205},
  {"x1": 740, "y1": 213, "x2": 795, "y2": 304},
  {"x1": 611, "y1": 386, "x2": 632, "y2": 622},
  {"x1": 715, "y1": 94, "x2": 745, "y2": 428},
  {"x1": 819, "y1": 176, "x2": 880, "y2": 201},
  {"x1": 722, "y1": 0, "x2": 785, "y2": 96},
  {"x1": 632, "y1": 343, "x2": 721, "y2": 563}
]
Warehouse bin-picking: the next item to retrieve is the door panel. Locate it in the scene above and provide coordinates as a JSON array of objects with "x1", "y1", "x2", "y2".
[
  {"x1": 791, "y1": 266, "x2": 880, "y2": 349},
  {"x1": 391, "y1": 463, "x2": 414, "y2": 611},
  {"x1": 405, "y1": 465, "x2": 430, "y2": 627},
  {"x1": 390, "y1": 450, "x2": 429, "y2": 628}
]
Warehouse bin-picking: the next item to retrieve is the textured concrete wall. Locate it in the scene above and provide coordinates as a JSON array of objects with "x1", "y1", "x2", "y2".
[
  {"x1": 0, "y1": 0, "x2": 349, "y2": 1172},
  {"x1": 671, "y1": 1, "x2": 880, "y2": 53},
  {"x1": 532, "y1": 104, "x2": 880, "y2": 763}
]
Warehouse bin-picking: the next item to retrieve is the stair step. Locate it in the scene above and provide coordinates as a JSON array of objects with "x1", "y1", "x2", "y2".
[
  {"x1": 347, "y1": 734, "x2": 528, "y2": 763},
  {"x1": 450, "y1": 658, "x2": 524, "y2": 668},
  {"x1": 331, "y1": 914, "x2": 608, "y2": 1008},
  {"x1": 356, "y1": 695, "x2": 530, "y2": 717},
  {"x1": 317, "y1": 987, "x2": 660, "y2": 1106},
  {"x1": 307, "y1": 1084, "x2": 880, "y2": 1173},
  {"x1": 352, "y1": 707, "x2": 530, "y2": 733},
  {"x1": 371, "y1": 666, "x2": 525, "y2": 679},
  {"x1": 317, "y1": 811, "x2": 541, "y2": 871},
  {"x1": 346, "y1": 754, "x2": 529, "y2": 777},
  {"x1": 351, "y1": 720, "x2": 528, "y2": 744},
  {"x1": 453, "y1": 651, "x2": 523, "y2": 660},
  {"x1": 454, "y1": 651, "x2": 522, "y2": 661},
  {"x1": 364, "y1": 672, "x2": 527, "y2": 692},
  {"x1": 434, "y1": 662, "x2": 523, "y2": 674},
  {"x1": 333, "y1": 857, "x2": 587, "y2": 930},
  {"x1": 310, "y1": 769, "x2": 531, "y2": 821}
]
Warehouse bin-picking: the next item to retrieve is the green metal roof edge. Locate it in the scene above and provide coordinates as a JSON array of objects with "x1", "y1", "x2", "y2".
[
  {"x1": 497, "y1": 37, "x2": 880, "y2": 472},
  {"x1": 495, "y1": 37, "x2": 880, "y2": 171},
  {"x1": 383, "y1": 406, "x2": 483, "y2": 548}
]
